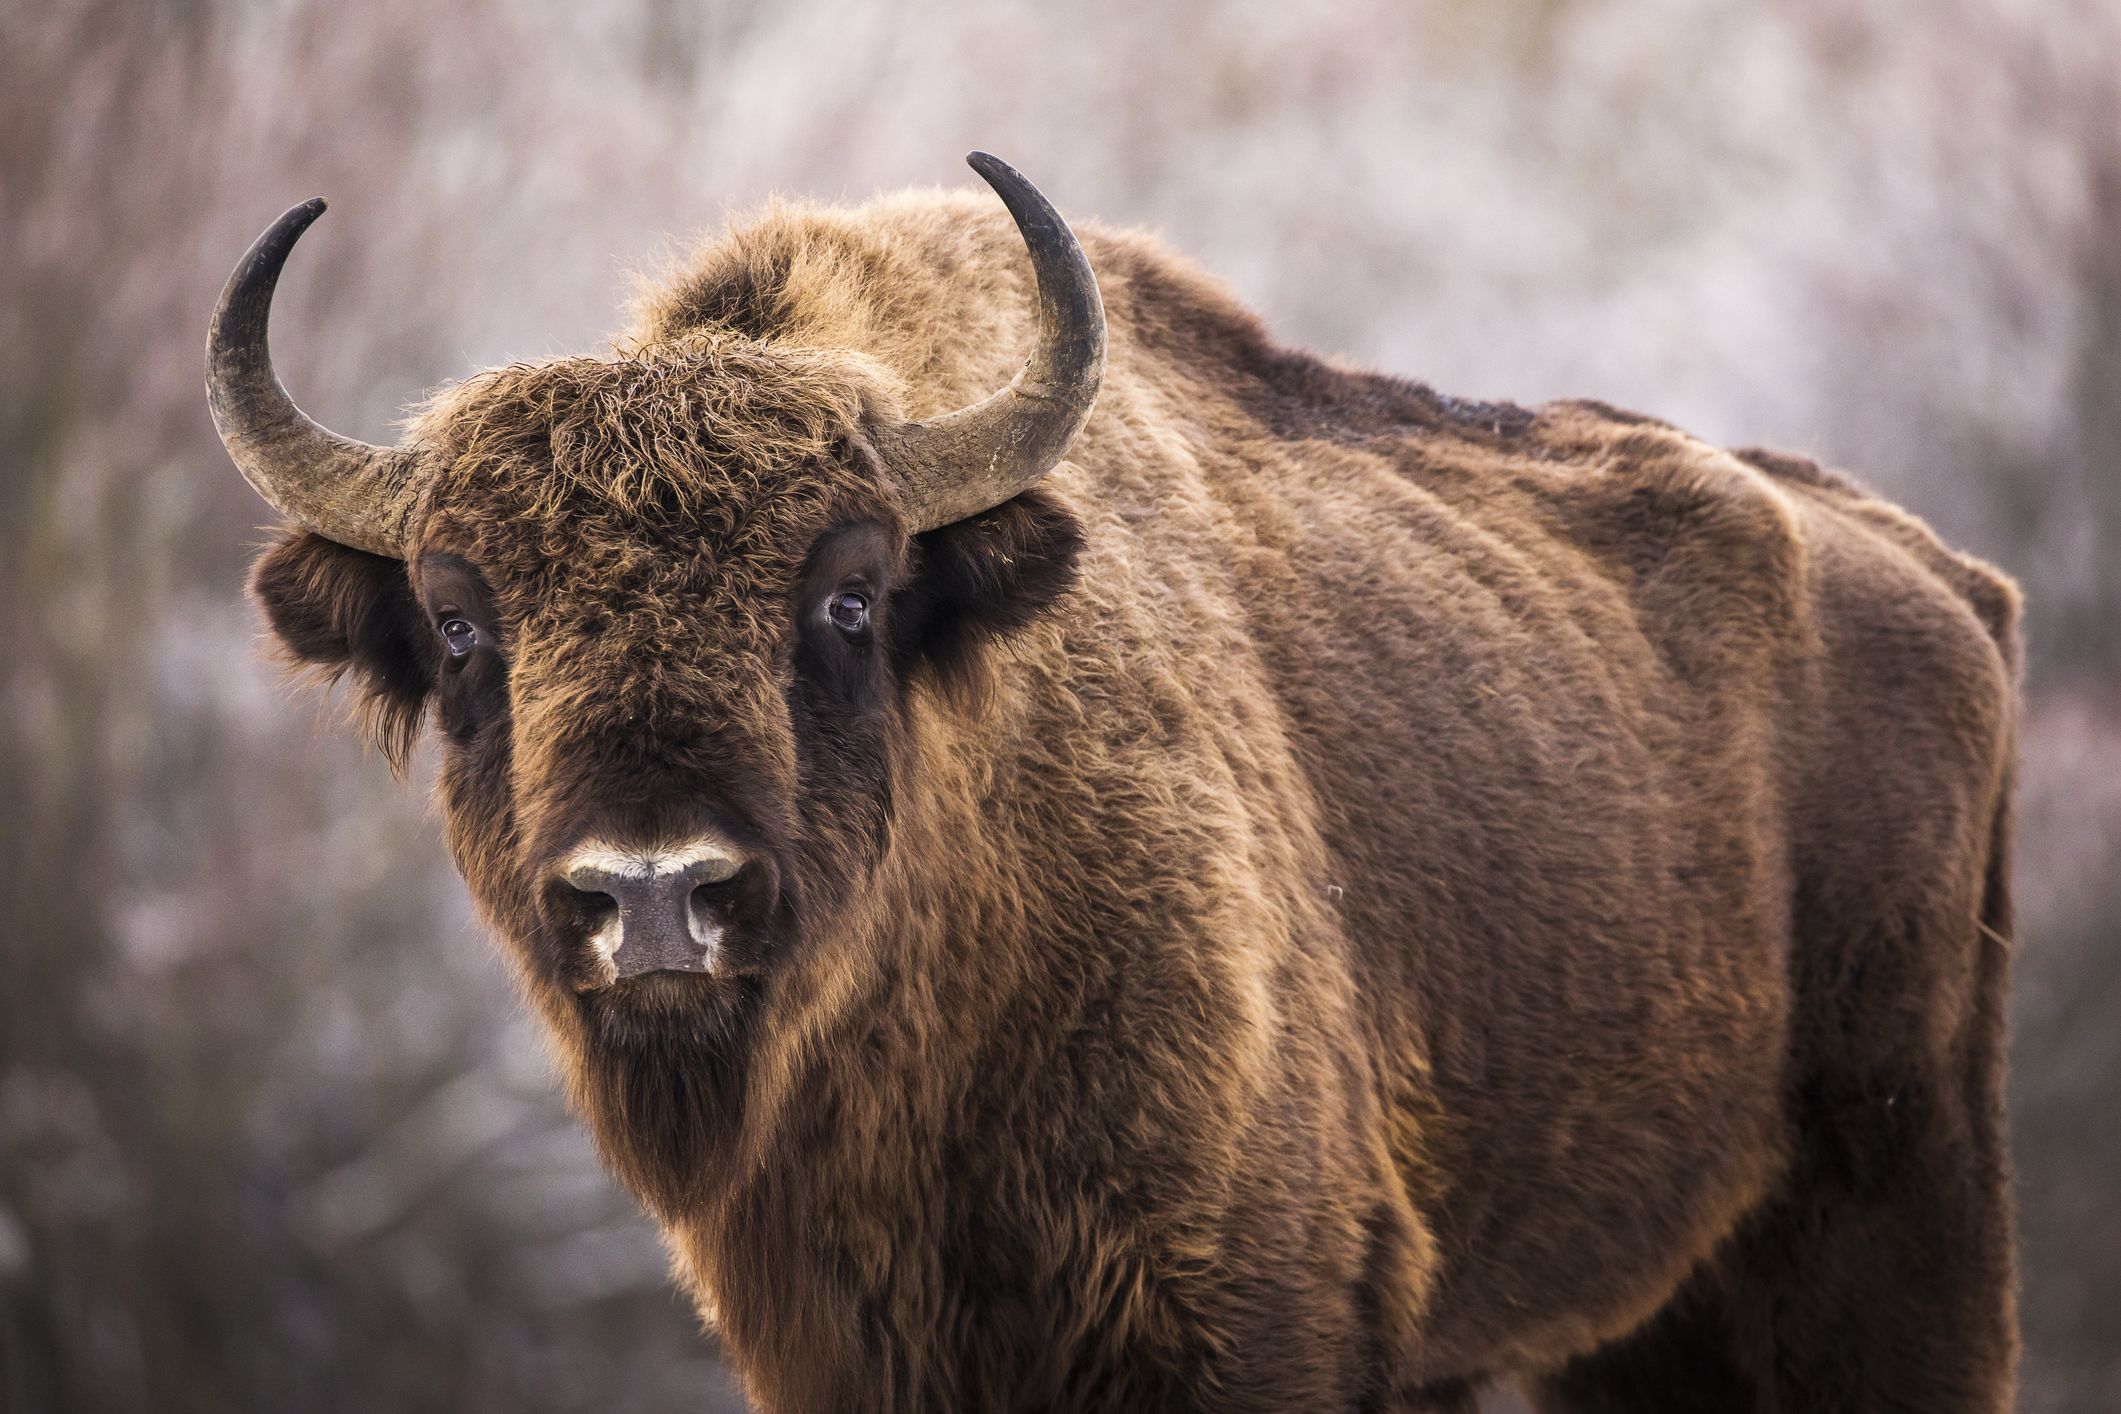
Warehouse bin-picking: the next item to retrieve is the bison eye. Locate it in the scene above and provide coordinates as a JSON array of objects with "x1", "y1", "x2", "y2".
[
  {"x1": 440, "y1": 618, "x2": 479, "y2": 657},
  {"x1": 826, "y1": 591, "x2": 870, "y2": 637}
]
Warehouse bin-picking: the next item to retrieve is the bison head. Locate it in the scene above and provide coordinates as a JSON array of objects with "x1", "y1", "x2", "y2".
[{"x1": 209, "y1": 156, "x2": 1102, "y2": 1100}]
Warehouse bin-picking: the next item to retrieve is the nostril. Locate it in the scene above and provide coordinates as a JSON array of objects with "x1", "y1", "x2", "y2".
[
  {"x1": 546, "y1": 880, "x2": 624, "y2": 970},
  {"x1": 686, "y1": 860, "x2": 748, "y2": 918},
  {"x1": 570, "y1": 884, "x2": 620, "y2": 919},
  {"x1": 550, "y1": 865, "x2": 615, "y2": 908},
  {"x1": 685, "y1": 883, "x2": 720, "y2": 945},
  {"x1": 690, "y1": 851, "x2": 741, "y2": 887},
  {"x1": 558, "y1": 858, "x2": 616, "y2": 896}
]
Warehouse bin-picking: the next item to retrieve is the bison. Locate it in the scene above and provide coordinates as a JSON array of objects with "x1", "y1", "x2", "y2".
[{"x1": 206, "y1": 154, "x2": 2021, "y2": 1412}]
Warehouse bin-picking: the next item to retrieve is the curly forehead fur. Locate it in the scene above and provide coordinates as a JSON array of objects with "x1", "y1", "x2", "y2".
[{"x1": 414, "y1": 333, "x2": 898, "y2": 525}]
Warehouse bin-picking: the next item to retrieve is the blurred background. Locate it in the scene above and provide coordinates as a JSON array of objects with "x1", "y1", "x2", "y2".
[{"x1": 3, "y1": 0, "x2": 2116, "y2": 1409}]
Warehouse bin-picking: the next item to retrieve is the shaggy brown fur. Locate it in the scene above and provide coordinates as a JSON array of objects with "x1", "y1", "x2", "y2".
[{"x1": 249, "y1": 186, "x2": 2022, "y2": 1412}]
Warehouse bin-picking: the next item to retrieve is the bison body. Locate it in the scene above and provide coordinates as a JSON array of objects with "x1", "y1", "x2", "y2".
[{"x1": 226, "y1": 170, "x2": 2019, "y2": 1412}]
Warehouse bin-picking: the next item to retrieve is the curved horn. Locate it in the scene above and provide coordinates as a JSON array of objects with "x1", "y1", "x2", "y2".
[
  {"x1": 879, "y1": 153, "x2": 1106, "y2": 532},
  {"x1": 207, "y1": 199, "x2": 421, "y2": 557}
]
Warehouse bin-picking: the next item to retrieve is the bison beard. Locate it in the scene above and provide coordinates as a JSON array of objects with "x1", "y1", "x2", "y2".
[{"x1": 220, "y1": 159, "x2": 2022, "y2": 1412}]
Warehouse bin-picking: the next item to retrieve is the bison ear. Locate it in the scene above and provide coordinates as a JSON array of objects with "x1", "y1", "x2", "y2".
[
  {"x1": 897, "y1": 488, "x2": 1083, "y2": 678},
  {"x1": 250, "y1": 531, "x2": 436, "y2": 769}
]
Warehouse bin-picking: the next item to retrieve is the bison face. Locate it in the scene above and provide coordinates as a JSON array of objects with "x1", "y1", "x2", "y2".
[
  {"x1": 250, "y1": 394, "x2": 1083, "y2": 1026},
  {"x1": 210, "y1": 154, "x2": 1102, "y2": 1108}
]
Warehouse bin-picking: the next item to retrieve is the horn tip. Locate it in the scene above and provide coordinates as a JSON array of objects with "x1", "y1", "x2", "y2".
[{"x1": 276, "y1": 197, "x2": 328, "y2": 236}]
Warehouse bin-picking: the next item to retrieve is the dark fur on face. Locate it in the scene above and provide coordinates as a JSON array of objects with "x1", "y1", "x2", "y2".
[
  {"x1": 253, "y1": 535, "x2": 434, "y2": 767},
  {"x1": 249, "y1": 190, "x2": 2023, "y2": 1413}
]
